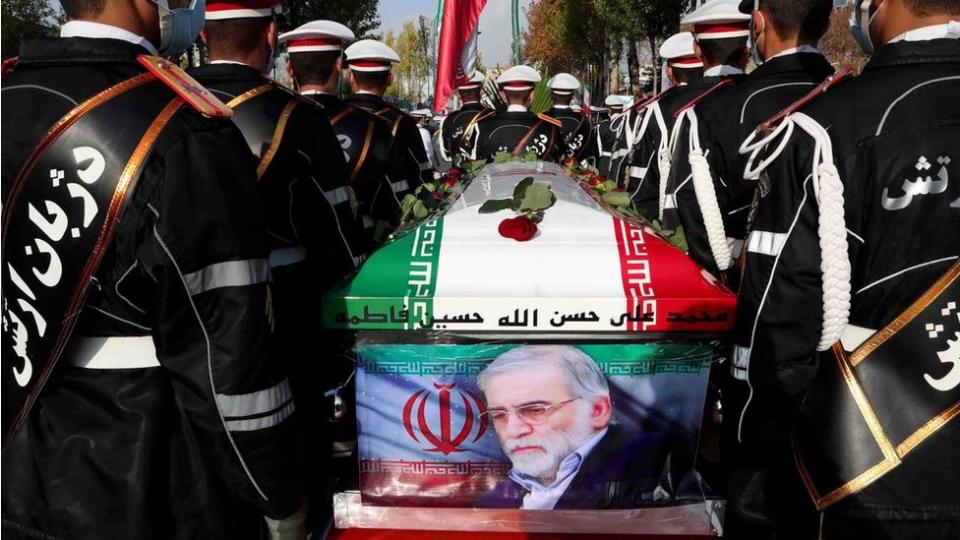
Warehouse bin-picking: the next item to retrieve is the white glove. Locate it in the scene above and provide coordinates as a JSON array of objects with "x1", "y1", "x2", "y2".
[{"x1": 264, "y1": 508, "x2": 306, "y2": 540}]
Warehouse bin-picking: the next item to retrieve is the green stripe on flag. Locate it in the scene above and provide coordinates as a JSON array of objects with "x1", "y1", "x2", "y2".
[
  {"x1": 323, "y1": 218, "x2": 444, "y2": 330},
  {"x1": 356, "y1": 344, "x2": 713, "y2": 376}
]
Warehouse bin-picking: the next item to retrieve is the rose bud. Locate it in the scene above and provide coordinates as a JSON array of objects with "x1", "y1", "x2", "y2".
[{"x1": 498, "y1": 215, "x2": 538, "y2": 242}]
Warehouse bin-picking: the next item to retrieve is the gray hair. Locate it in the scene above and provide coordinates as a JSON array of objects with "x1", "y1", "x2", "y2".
[{"x1": 477, "y1": 345, "x2": 609, "y2": 400}]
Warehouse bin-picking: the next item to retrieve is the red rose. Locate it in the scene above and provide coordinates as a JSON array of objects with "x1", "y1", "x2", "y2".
[
  {"x1": 588, "y1": 176, "x2": 604, "y2": 187},
  {"x1": 431, "y1": 191, "x2": 442, "y2": 200},
  {"x1": 563, "y1": 157, "x2": 576, "y2": 166},
  {"x1": 441, "y1": 177, "x2": 457, "y2": 189},
  {"x1": 446, "y1": 168, "x2": 462, "y2": 178},
  {"x1": 498, "y1": 215, "x2": 538, "y2": 242}
]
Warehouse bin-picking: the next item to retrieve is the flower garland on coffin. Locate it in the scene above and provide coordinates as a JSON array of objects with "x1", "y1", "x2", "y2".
[{"x1": 562, "y1": 157, "x2": 688, "y2": 252}]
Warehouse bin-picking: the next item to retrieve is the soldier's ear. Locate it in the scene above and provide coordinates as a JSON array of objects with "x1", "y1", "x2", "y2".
[
  {"x1": 266, "y1": 20, "x2": 278, "y2": 51},
  {"x1": 387, "y1": 72, "x2": 395, "y2": 89},
  {"x1": 199, "y1": 30, "x2": 208, "y2": 45}
]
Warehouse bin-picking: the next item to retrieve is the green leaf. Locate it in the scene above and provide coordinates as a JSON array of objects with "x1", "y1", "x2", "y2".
[
  {"x1": 493, "y1": 151, "x2": 514, "y2": 164},
  {"x1": 522, "y1": 150, "x2": 539, "y2": 161},
  {"x1": 518, "y1": 183, "x2": 556, "y2": 212},
  {"x1": 512, "y1": 177, "x2": 535, "y2": 204},
  {"x1": 412, "y1": 200, "x2": 429, "y2": 220},
  {"x1": 400, "y1": 194, "x2": 417, "y2": 214},
  {"x1": 602, "y1": 191, "x2": 632, "y2": 207},
  {"x1": 600, "y1": 180, "x2": 617, "y2": 192},
  {"x1": 478, "y1": 198, "x2": 514, "y2": 213}
]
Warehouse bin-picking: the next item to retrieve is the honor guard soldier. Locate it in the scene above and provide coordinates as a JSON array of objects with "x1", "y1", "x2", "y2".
[
  {"x1": 729, "y1": 0, "x2": 960, "y2": 538},
  {"x1": 661, "y1": 0, "x2": 750, "y2": 238},
  {"x1": 437, "y1": 71, "x2": 488, "y2": 167},
  {"x1": 546, "y1": 73, "x2": 593, "y2": 163},
  {"x1": 191, "y1": 5, "x2": 365, "y2": 535},
  {"x1": 467, "y1": 65, "x2": 563, "y2": 162},
  {"x1": 1, "y1": 0, "x2": 303, "y2": 538},
  {"x1": 591, "y1": 95, "x2": 633, "y2": 182},
  {"x1": 627, "y1": 31, "x2": 704, "y2": 217},
  {"x1": 344, "y1": 40, "x2": 435, "y2": 195},
  {"x1": 280, "y1": 22, "x2": 404, "y2": 251},
  {"x1": 668, "y1": 0, "x2": 834, "y2": 278}
]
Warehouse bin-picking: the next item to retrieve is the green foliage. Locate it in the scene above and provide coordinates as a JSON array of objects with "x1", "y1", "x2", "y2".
[
  {"x1": 282, "y1": 0, "x2": 380, "y2": 38},
  {"x1": 478, "y1": 176, "x2": 556, "y2": 223},
  {"x1": 648, "y1": 221, "x2": 688, "y2": 252},
  {"x1": 530, "y1": 78, "x2": 553, "y2": 114},
  {"x1": 2, "y1": 0, "x2": 59, "y2": 59}
]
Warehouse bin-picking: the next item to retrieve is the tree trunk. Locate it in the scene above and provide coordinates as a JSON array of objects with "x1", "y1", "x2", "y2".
[
  {"x1": 648, "y1": 35, "x2": 659, "y2": 94},
  {"x1": 607, "y1": 37, "x2": 620, "y2": 95},
  {"x1": 626, "y1": 37, "x2": 640, "y2": 99}
]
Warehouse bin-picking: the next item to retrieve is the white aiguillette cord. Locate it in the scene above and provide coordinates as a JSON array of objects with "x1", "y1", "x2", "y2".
[{"x1": 739, "y1": 112, "x2": 851, "y2": 350}]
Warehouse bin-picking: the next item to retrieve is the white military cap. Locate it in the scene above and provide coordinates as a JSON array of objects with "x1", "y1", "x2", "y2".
[
  {"x1": 457, "y1": 71, "x2": 486, "y2": 90},
  {"x1": 344, "y1": 39, "x2": 401, "y2": 72},
  {"x1": 279, "y1": 20, "x2": 355, "y2": 53},
  {"x1": 660, "y1": 32, "x2": 703, "y2": 68},
  {"x1": 547, "y1": 73, "x2": 580, "y2": 95},
  {"x1": 496, "y1": 65, "x2": 542, "y2": 91},
  {"x1": 681, "y1": 0, "x2": 751, "y2": 40},
  {"x1": 604, "y1": 94, "x2": 625, "y2": 108},
  {"x1": 205, "y1": 0, "x2": 279, "y2": 20}
]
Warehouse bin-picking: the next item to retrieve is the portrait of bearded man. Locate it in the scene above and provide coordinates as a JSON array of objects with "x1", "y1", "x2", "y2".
[{"x1": 474, "y1": 345, "x2": 672, "y2": 510}]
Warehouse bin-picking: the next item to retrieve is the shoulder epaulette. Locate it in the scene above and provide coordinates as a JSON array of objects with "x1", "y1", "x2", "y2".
[
  {"x1": 673, "y1": 78, "x2": 734, "y2": 118},
  {"x1": 756, "y1": 67, "x2": 855, "y2": 134},
  {"x1": 536, "y1": 112, "x2": 563, "y2": 128},
  {"x1": 2, "y1": 56, "x2": 18, "y2": 77},
  {"x1": 630, "y1": 86, "x2": 675, "y2": 113},
  {"x1": 474, "y1": 109, "x2": 497, "y2": 123},
  {"x1": 138, "y1": 55, "x2": 232, "y2": 119}
]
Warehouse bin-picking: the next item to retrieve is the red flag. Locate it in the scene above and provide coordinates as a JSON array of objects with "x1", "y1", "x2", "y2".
[{"x1": 433, "y1": 0, "x2": 487, "y2": 113}]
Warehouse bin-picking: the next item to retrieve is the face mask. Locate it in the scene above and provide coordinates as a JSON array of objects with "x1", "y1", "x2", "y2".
[
  {"x1": 154, "y1": 0, "x2": 206, "y2": 56},
  {"x1": 850, "y1": 0, "x2": 877, "y2": 56},
  {"x1": 749, "y1": 6, "x2": 766, "y2": 66}
]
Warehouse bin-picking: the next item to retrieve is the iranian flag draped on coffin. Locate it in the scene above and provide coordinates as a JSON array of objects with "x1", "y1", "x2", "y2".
[{"x1": 324, "y1": 161, "x2": 735, "y2": 334}]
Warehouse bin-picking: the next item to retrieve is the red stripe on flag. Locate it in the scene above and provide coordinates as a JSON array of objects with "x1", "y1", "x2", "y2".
[{"x1": 433, "y1": 0, "x2": 488, "y2": 113}]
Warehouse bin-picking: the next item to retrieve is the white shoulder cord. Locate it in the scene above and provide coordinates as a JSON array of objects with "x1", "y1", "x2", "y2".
[
  {"x1": 658, "y1": 108, "x2": 688, "y2": 221},
  {"x1": 738, "y1": 112, "x2": 851, "y2": 350},
  {"x1": 687, "y1": 109, "x2": 734, "y2": 270},
  {"x1": 627, "y1": 105, "x2": 654, "y2": 154}
]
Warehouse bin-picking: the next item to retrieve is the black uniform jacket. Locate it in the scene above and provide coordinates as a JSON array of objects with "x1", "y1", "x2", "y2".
[
  {"x1": 547, "y1": 105, "x2": 592, "y2": 162},
  {"x1": 469, "y1": 108, "x2": 562, "y2": 162},
  {"x1": 630, "y1": 77, "x2": 713, "y2": 218},
  {"x1": 668, "y1": 54, "x2": 833, "y2": 276},
  {"x1": 1, "y1": 37, "x2": 301, "y2": 539},
  {"x1": 732, "y1": 39, "x2": 960, "y2": 534},
  {"x1": 345, "y1": 93, "x2": 433, "y2": 191},
  {"x1": 439, "y1": 101, "x2": 486, "y2": 165},
  {"x1": 312, "y1": 92, "x2": 406, "y2": 249},
  {"x1": 188, "y1": 62, "x2": 362, "y2": 287}
]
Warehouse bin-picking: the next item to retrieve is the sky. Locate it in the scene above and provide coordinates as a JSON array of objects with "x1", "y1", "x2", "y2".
[{"x1": 379, "y1": 0, "x2": 533, "y2": 67}]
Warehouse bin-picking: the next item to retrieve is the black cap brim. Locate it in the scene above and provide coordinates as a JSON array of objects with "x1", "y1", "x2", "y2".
[{"x1": 738, "y1": 0, "x2": 753, "y2": 14}]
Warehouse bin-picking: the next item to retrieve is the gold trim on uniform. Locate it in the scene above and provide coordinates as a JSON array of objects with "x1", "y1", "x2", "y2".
[{"x1": 256, "y1": 99, "x2": 298, "y2": 180}]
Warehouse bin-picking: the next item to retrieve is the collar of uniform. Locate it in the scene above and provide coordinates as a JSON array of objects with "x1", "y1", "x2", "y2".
[
  {"x1": 209, "y1": 59, "x2": 254, "y2": 67},
  {"x1": 189, "y1": 61, "x2": 264, "y2": 83},
  {"x1": 16, "y1": 35, "x2": 149, "y2": 67},
  {"x1": 507, "y1": 104, "x2": 528, "y2": 112},
  {"x1": 552, "y1": 104, "x2": 571, "y2": 109},
  {"x1": 767, "y1": 44, "x2": 821, "y2": 61},
  {"x1": 60, "y1": 20, "x2": 159, "y2": 56},
  {"x1": 702, "y1": 64, "x2": 744, "y2": 77},
  {"x1": 865, "y1": 37, "x2": 960, "y2": 73},
  {"x1": 345, "y1": 92, "x2": 387, "y2": 110},
  {"x1": 300, "y1": 90, "x2": 334, "y2": 96},
  {"x1": 462, "y1": 99, "x2": 480, "y2": 105},
  {"x1": 750, "y1": 48, "x2": 833, "y2": 80},
  {"x1": 889, "y1": 21, "x2": 960, "y2": 44}
]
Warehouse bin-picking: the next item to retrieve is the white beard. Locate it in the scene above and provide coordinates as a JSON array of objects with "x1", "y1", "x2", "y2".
[{"x1": 502, "y1": 403, "x2": 598, "y2": 482}]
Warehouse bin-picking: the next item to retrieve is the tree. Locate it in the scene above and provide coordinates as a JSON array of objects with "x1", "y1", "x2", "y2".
[
  {"x1": 282, "y1": 0, "x2": 380, "y2": 38},
  {"x1": 2, "y1": 0, "x2": 59, "y2": 59},
  {"x1": 819, "y1": 6, "x2": 869, "y2": 72}
]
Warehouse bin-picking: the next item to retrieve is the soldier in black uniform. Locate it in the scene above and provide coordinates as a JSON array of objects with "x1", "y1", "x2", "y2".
[
  {"x1": 546, "y1": 73, "x2": 592, "y2": 163},
  {"x1": 343, "y1": 39, "x2": 434, "y2": 198},
  {"x1": 437, "y1": 71, "x2": 488, "y2": 167},
  {"x1": 730, "y1": 0, "x2": 960, "y2": 538},
  {"x1": 1, "y1": 0, "x2": 303, "y2": 538},
  {"x1": 628, "y1": 31, "x2": 704, "y2": 216},
  {"x1": 467, "y1": 64, "x2": 562, "y2": 162},
  {"x1": 661, "y1": 0, "x2": 751, "y2": 238},
  {"x1": 280, "y1": 23, "x2": 403, "y2": 250},
  {"x1": 669, "y1": 0, "x2": 834, "y2": 277},
  {"x1": 590, "y1": 95, "x2": 631, "y2": 180},
  {"x1": 191, "y1": 7, "x2": 365, "y2": 535}
]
